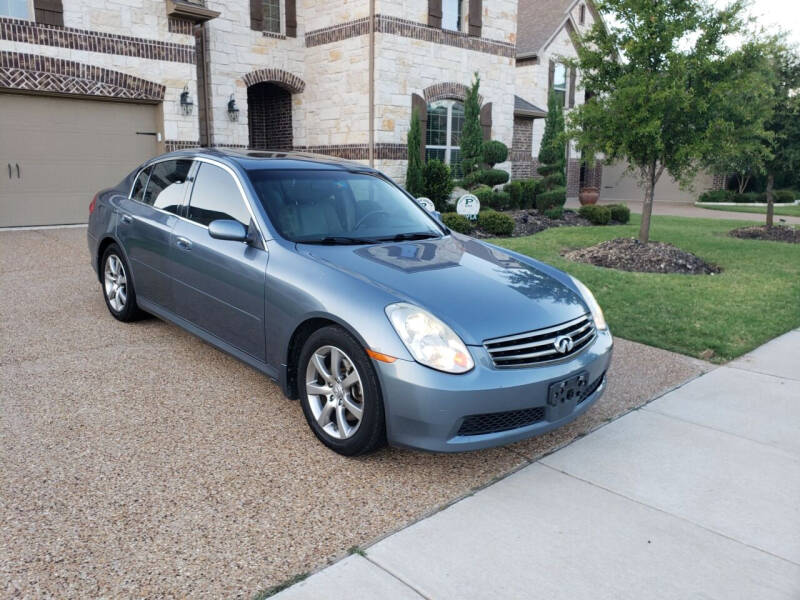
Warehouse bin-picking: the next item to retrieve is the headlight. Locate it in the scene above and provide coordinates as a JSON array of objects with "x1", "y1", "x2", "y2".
[
  {"x1": 570, "y1": 276, "x2": 608, "y2": 331},
  {"x1": 385, "y1": 303, "x2": 474, "y2": 373}
]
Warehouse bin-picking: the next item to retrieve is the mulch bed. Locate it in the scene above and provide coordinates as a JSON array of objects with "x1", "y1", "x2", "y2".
[
  {"x1": 563, "y1": 238, "x2": 722, "y2": 275},
  {"x1": 729, "y1": 225, "x2": 800, "y2": 244},
  {"x1": 471, "y1": 209, "x2": 593, "y2": 238}
]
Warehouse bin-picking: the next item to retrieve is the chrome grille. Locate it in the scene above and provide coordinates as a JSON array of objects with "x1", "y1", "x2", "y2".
[{"x1": 484, "y1": 314, "x2": 596, "y2": 367}]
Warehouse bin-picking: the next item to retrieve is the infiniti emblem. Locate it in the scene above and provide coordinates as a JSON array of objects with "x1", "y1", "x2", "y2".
[{"x1": 554, "y1": 334, "x2": 574, "y2": 354}]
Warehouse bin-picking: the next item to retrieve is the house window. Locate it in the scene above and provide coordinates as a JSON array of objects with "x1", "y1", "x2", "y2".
[
  {"x1": 579, "y1": 4, "x2": 586, "y2": 25},
  {"x1": 263, "y1": 0, "x2": 280, "y2": 34},
  {"x1": 442, "y1": 0, "x2": 462, "y2": 32},
  {"x1": 426, "y1": 99, "x2": 465, "y2": 177},
  {"x1": 0, "y1": 0, "x2": 30, "y2": 18},
  {"x1": 553, "y1": 63, "x2": 568, "y2": 107}
]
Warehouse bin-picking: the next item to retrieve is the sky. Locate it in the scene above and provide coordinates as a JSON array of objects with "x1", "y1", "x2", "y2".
[{"x1": 716, "y1": 0, "x2": 800, "y2": 45}]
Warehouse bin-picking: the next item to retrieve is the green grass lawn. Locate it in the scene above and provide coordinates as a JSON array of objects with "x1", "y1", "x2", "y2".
[
  {"x1": 492, "y1": 215, "x2": 800, "y2": 362},
  {"x1": 698, "y1": 204, "x2": 800, "y2": 218}
]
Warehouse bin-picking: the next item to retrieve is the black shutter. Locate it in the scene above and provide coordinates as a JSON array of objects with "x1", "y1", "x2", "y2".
[
  {"x1": 569, "y1": 66, "x2": 576, "y2": 107},
  {"x1": 412, "y1": 93, "x2": 427, "y2": 162},
  {"x1": 480, "y1": 102, "x2": 492, "y2": 141},
  {"x1": 428, "y1": 0, "x2": 442, "y2": 28},
  {"x1": 548, "y1": 60, "x2": 555, "y2": 94},
  {"x1": 33, "y1": 0, "x2": 63, "y2": 26},
  {"x1": 285, "y1": 0, "x2": 297, "y2": 37},
  {"x1": 250, "y1": 0, "x2": 263, "y2": 31},
  {"x1": 468, "y1": 0, "x2": 482, "y2": 37}
]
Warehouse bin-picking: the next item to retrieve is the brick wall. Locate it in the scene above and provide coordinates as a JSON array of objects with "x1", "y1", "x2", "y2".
[
  {"x1": 247, "y1": 83, "x2": 293, "y2": 149},
  {"x1": 511, "y1": 117, "x2": 532, "y2": 179}
]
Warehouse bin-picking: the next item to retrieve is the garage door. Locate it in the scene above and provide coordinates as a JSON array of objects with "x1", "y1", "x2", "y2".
[
  {"x1": 600, "y1": 162, "x2": 715, "y2": 204},
  {"x1": 0, "y1": 93, "x2": 160, "y2": 227}
]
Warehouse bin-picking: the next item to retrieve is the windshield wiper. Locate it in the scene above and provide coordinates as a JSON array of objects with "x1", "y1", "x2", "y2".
[
  {"x1": 298, "y1": 236, "x2": 379, "y2": 245},
  {"x1": 376, "y1": 232, "x2": 441, "y2": 242}
]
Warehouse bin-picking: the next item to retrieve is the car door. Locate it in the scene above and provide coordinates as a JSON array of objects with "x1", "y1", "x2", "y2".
[
  {"x1": 170, "y1": 161, "x2": 268, "y2": 361},
  {"x1": 116, "y1": 158, "x2": 192, "y2": 311}
]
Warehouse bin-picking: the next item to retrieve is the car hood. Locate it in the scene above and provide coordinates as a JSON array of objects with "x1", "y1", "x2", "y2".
[{"x1": 297, "y1": 235, "x2": 588, "y2": 345}]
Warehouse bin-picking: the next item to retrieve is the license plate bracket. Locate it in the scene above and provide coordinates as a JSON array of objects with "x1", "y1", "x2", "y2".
[{"x1": 546, "y1": 372, "x2": 588, "y2": 421}]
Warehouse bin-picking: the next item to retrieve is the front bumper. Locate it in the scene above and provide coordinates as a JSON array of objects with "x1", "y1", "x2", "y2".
[{"x1": 376, "y1": 329, "x2": 613, "y2": 452}]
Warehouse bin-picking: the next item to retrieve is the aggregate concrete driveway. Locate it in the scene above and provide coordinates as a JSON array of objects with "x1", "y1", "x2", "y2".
[{"x1": 1, "y1": 227, "x2": 709, "y2": 598}]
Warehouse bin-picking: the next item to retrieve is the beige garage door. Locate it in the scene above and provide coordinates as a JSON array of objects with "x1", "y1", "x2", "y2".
[
  {"x1": 0, "y1": 93, "x2": 160, "y2": 227},
  {"x1": 600, "y1": 161, "x2": 715, "y2": 204}
]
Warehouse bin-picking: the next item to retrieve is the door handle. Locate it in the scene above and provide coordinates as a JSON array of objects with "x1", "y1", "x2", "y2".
[
  {"x1": 120, "y1": 214, "x2": 133, "y2": 224},
  {"x1": 176, "y1": 236, "x2": 192, "y2": 250},
  {"x1": 15, "y1": 163, "x2": 20, "y2": 178}
]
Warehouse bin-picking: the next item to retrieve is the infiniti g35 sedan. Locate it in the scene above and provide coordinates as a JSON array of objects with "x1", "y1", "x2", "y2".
[{"x1": 87, "y1": 149, "x2": 612, "y2": 456}]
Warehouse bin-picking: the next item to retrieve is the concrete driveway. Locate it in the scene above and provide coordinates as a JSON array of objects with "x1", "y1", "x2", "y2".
[{"x1": 1, "y1": 227, "x2": 708, "y2": 598}]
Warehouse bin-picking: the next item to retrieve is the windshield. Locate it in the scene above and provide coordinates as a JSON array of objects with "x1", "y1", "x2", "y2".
[{"x1": 246, "y1": 169, "x2": 444, "y2": 244}]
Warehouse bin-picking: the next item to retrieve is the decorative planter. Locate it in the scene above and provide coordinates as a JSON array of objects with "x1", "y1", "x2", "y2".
[{"x1": 579, "y1": 187, "x2": 600, "y2": 205}]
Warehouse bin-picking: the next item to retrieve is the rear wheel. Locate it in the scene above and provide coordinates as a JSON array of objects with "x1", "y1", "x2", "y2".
[
  {"x1": 101, "y1": 244, "x2": 143, "y2": 322},
  {"x1": 298, "y1": 326, "x2": 386, "y2": 456}
]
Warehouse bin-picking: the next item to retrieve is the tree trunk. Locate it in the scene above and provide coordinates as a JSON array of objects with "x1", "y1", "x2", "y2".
[
  {"x1": 765, "y1": 173, "x2": 775, "y2": 228},
  {"x1": 638, "y1": 163, "x2": 658, "y2": 244},
  {"x1": 737, "y1": 174, "x2": 750, "y2": 195}
]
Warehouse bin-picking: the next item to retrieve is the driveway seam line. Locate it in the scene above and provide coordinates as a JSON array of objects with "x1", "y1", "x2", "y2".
[
  {"x1": 724, "y1": 364, "x2": 800, "y2": 382},
  {"x1": 363, "y1": 555, "x2": 432, "y2": 600},
  {"x1": 537, "y1": 462, "x2": 800, "y2": 568}
]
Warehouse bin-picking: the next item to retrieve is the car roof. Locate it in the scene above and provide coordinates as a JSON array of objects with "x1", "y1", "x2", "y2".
[{"x1": 158, "y1": 147, "x2": 381, "y2": 173}]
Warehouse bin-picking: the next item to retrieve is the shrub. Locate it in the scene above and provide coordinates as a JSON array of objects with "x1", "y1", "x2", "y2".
[
  {"x1": 520, "y1": 178, "x2": 544, "y2": 209},
  {"x1": 608, "y1": 203, "x2": 631, "y2": 224},
  {"x1": 544, "y1": 206, "x2": 564, "y2": 220},
  {"x1": 537, "y1": 90, "x2": 566, "y2": 190},
  {"x1": 474, "y1": 187, "x2": 495, "y2": 208},
  {"x1": 423, "y1": 159, "x2": 454, "y2": 212},
  {"x1": 774, "y1": 189, "x2": 797, "y2": 203},
  {"x1": 578, "y1": 204, "x2": 611, "y2": 225},
  {"x1": 535, "y1": 187, "x2": 567, "y2": 211},
  {"x1": 732, "y1": 192, "x2": 760, "y2": 203},
  {"x1": 441, "y1": 212, "x2": 474, "y2": 234},
  {"x1": 698, "y1": 190, "x2": 730, "y2": 203},
  {"x1": 460, "y1": 73, "x2": 483, "y2": 176},
  {"x1": 478, "y1": 210, "x2": 515, "y2": 236},
  {"x1": 492, "y1": 190, "x2": 512, "y2": 210},
  {"x1": 405, "y1": 109, "x2": 425, "y2": 197},
  {"x1": 463, "y1": 168, "x2": 511, "y2": 188},
  {"x1": 504, "y1": 181, "x2": 523, "y2": 208},
  {"x1": 482, "y1": 140, "x2": 509, "y2": 167}
]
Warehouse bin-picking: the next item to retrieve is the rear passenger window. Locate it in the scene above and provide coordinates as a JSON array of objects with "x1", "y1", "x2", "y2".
[
  {"x1": 131, "y1": 167, "x2": 151, "y2": 202},
  {"x1": 187, "y1": 163, "x2": 251, "y2": 227},
  {"x1": 143, "y1": 159, "x2": 192, "y2": 214}
]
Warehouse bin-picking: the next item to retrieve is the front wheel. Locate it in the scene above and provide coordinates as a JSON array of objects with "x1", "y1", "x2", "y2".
[{"x1": 298, "y1": 326, "x2": 386, "y2": 456}]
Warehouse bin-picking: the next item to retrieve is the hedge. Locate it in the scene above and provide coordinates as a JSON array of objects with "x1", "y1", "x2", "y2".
[
  {"x1": 578, "y1": 205, "x2": 611, "y2": 225},
  {"x1": 698, "y1": 189, "x2": 797, "y2": 204},
  {"x1": 535, "y1": 186, "x2": 567, "y2": 211}
]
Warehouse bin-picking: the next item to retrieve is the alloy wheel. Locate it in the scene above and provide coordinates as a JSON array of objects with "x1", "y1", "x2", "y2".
[
  {"x1": 104, "y1": 254, "x2": 128, "y2": 312},
  {"x1": 305, "y1": 345, "x2": 365, "y2": 440}
]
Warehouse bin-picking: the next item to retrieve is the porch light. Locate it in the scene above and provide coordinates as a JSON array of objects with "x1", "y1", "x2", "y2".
[
  {"x1": 180, "y1": 85, "x2": 194, "y2": 116},
  {"x1": 227, "y1": 94, "x2": 239, "y2": 121}
]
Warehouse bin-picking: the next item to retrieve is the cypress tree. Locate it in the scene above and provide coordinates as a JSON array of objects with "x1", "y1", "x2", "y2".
[
  {"x1": 460, "y1": 73, "x2": 484, "y2": 177},
  {"x1": 405, "y1": 109, "x2": 425, "y2": 197},
  {"x1": 538, "y1": 90, "x2": 566, "y2": 189}
]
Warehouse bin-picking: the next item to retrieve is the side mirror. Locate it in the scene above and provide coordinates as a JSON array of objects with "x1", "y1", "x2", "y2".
[{"x1": 208, "y1": 219, "x2": 248, "y2": 242}]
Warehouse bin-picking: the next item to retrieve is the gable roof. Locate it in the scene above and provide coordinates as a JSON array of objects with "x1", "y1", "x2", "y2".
[{"x1": 517, "y1": 0, "x2": 601, "y2": 59}]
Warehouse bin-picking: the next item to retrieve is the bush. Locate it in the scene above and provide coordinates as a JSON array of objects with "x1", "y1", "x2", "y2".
[
  {"x1": 477, "y1": 210, "x2": 515, "y2": 236},
  {"x1": 698, "y1": 190, "x2": 730, "y2": 203},
  {"x1": 774, "y1": 189, "x2": 797, "y2": 203},
  {"x1": 492, "y1": 191, "x2": 512, "y2": 210},
  {"x1": 544, "y1": 207, "x2": 564, "y2": 220},
  {"x1": 578, "y1": 205, "x2": 611, "y2": 225},
  {"x1": 474, "y1": 187, "x2": 495, "y2": 208},
  {"x1": 520, "y1": 178, "x2": 545, "y2": 209},
  {"x1": 441, "y1": 212, "x2": 474, "y2": 234},
  {"x1": 482, "y1": 140, "x2": 509, "y2": 167},
  {"x1": 535, "y1": 187, "x2": 567, "y2": 211},
  {"x1": 405, "y1": 109, "x2": 425, "y2": 197},
  {"x1": 423, "y1": 159, "x2": 454, "y2": 212},
  {"x1": 733, "y1": 192, "x2": 760, "y2": 203},
  {"x1": 504, "y1": 181, "x2": 523, "y2": 208},
  {"x1": 463, "y1": 168, "x2": 510, "y2": 188},
  {"x1": 608, "y1": 203, "x2": 631, "y2": 224}
]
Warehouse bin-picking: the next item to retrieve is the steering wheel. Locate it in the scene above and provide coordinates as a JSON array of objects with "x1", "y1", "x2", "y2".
[{"x1": 354, "y1": 210, "x2": 390, "y2": 230}]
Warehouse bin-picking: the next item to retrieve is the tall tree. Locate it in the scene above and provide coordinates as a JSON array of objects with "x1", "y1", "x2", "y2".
[
  {"x1": 537, "y1": 90, "x2": 566, "y2": 190},
  {"x1": 405, "y1": 108, "x2": 426, "y2": 197},
  {"x1": 460, "y1": 73, "x2": 483, "y2": 177},
  {"x1": 570, "y1": 0, "x2": 751, "y2": 243}
]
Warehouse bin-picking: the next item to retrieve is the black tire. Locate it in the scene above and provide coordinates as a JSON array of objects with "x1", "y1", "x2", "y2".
[
  {"x1": 298, "y1": 325, "x2": 386, "y2": 456},
  {"x1": 100, "y1": 244, "x2": 144, "y2": 322}
]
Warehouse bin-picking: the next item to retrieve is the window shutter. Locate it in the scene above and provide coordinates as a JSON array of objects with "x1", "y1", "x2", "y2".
[
  {"x1": 548, "y1": 60, "x2": 555, "y2": 94},
  {"x1": 33, "y1": 0, "x2": 63, "y2": 26},
  {"x1": 412, "y1": 93, "x2": 427, "y2": 162},
  {"x1": 285, "y1": 0, "x2": 297, "y2": 37},
  {"x1": 428, "y1": 0, "x2": 442, "y2": 29},
  {"x1": 480, "y1": 102, "x2": 492, "y2": 141},
  {"x1": 568, "y1": 66, "x2": 576, "y2": 108},
  {"x1": 250, "y1": 0, "x2": 263, "y2": 31},
  {"x1": 468, "y1": 0, "x2": 482, "y2": 37}
]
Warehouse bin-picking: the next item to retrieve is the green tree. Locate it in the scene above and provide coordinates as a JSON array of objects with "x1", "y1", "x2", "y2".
[
  {"x1": 405, "y1": 108, "x2": 426, "y2": 197},
  {"x1": 424, "y1": 159, "x2": 454, "y2": 212},
  {"x1": 569, "y1": 0, "x2": 752, "y2": 243},
  {"x1": 460, "y1": 73, "x2": 483, "y2": 176},
  {"x1": 538, "y1": 90, "x2": 566, "y2": 190}
]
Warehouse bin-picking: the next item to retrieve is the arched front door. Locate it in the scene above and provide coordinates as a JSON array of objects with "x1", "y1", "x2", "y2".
[{"x1": 247, "y1": 82, "x2": 293, "y2": 150}]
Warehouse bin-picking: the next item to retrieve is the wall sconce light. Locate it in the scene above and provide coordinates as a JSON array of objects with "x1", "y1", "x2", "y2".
[
  {"x1": 227, "y1": 94, "x2": 239, "y2": 121},
  {"x1": 180, "y1": 85, "x2": 194, "y2": 116}
]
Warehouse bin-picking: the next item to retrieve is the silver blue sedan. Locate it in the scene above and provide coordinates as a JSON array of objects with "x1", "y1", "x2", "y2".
[{"x1": 87, "y1": 149, "x2": 612, "y2": 455}]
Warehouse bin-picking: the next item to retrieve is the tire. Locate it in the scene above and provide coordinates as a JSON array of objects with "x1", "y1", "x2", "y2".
[
  {"x1": 298, "y1": 325, "x2": 386, "y2": 456},
  {"x1": 100, "y1": 244, "x2": 143, "y2": 322}
]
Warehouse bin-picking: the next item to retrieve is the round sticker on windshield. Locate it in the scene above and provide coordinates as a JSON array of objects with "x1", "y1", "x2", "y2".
[
  {"x1": 456, "y1": 194, "x2": 480, "y2": 218},
  {"x1": 416, "y1": 197, "x2": 435, "y2": 212}
]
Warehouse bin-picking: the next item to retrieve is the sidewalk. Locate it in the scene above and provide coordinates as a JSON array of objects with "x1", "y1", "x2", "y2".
[{"x1": 274, "y1": 329, "x2": 800, "y2": 599}]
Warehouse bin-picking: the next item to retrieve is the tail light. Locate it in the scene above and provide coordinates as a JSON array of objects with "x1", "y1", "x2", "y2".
[{"x1": 89, "y1": 193, "x2": 98, "y2": 215}]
